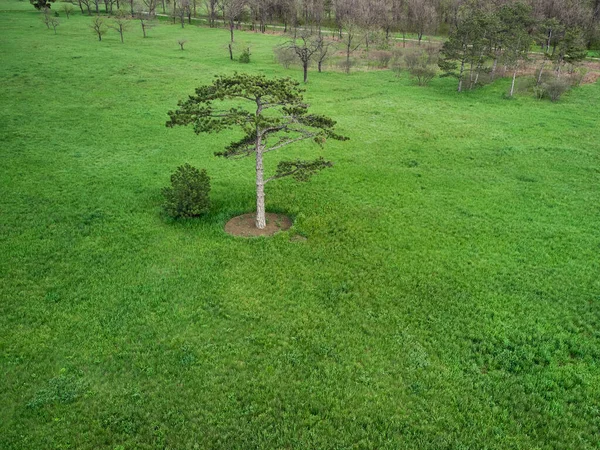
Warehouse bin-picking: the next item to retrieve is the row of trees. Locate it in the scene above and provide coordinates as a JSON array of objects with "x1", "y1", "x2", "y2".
[
  {"x1": 32, "y1": 0, "x2": 600, "y2": 50},
  {"x1": 438, "y1": 2, "x2": 589, "y2": 94},
  {"x1": 204, "y1": 0, "x2": 600, "y2": 52}
]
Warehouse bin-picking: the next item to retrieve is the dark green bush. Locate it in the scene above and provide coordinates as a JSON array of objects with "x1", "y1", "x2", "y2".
[
  {"x1": 162, "y1": 164, "x2": 210, "y2": 218},
  {"x1": 239, "y1": 48, "x2": 251, "y2": 63}
]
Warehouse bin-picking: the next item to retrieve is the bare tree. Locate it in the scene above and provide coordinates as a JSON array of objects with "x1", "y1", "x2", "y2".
[
  {"x1": 408, "y1": 0, "x2": 436, "y2": 44},
  {"x1": 74, "y1": 0, "x2": 91, "y2": 15},
  {"x1": 141, "y1": 0, "x2": 158, "y2": 15},
  {"x1": 91, "y1": 16, "x2": 107, "y2": 40},
  {"x1": 49, "y1": 15, "x2": 60, "y2": 33},
  {"x1": 341, "y1": 19, "x2": 363, "y2": 73},
  {"x1": 41, "y1": 6, "x2": 52, "y2": 28},
  {"x1": 205, "y1": 0, "x2": 218, "y2": 26},
  {"x1": 315, "y1": 34, "x2": 336, "y2": 72},
  {"x1": 61, "y1": 3, "x2": 73, "y2": 18},
  {"x1": 109, "y1": 10, "x2": 129, "y2": 42},
  {"x1": 284, "y1": 30, "x2": 322, "y2": 82},
  {"x1": 177, "y1": 0, "x2": 190, "y2": 27},
  {"x1": 221, "y1": 0, "x2": 246, "y2": 42},
  {"x1": 136, "y1": 9, "x2": 156, "y2": 37}
]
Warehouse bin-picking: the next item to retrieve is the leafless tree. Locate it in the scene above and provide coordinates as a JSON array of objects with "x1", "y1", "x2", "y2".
[
  {"x1": 49, "y1": 16, "x2": 60, "y2": 33},
  {"x1": 283, "y1": 30, "x2": 322, "y2": 82},
  {"x1": 41, "y1": 6, "x2": 51, "y2": 28},
  {"x1": 141, "y1": 0, "x2": 158, "y2": 15},
  {"x1": 315, "y1": 34, "x2": 336, "y2": 72},
  {"x1": 341, "y1": 19, "x2": 363, "y2": 72},
  {"x1": 109, "y1": 10, "x2": 130, "y2": 42},
  {"x1": 221, "y1": 0, "x2": 246, "y2": 42},
  {"x1": 408, "y1": 0, "x2": 436, "y2": 44},
  {"x1": 136, "y1": 9, "x2": 156, "y2": 37},
  {"x1": 91, "y1": 16, "x2": 107, "y2": 40},
  {"x1": 61, "y1": 3, "x2": 73, "y2": 18},
  {"x1": 205, "y1": 0, "x2": 219, "y2": 26}
]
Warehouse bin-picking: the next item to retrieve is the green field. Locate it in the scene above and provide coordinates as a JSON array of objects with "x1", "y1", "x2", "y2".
[{"x1": 2, "y1": 3, "x2": 600, "y2": 449}]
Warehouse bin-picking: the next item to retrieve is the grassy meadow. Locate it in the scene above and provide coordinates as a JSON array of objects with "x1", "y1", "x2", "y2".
[{"x1": 1, "y1": 2, "x2": 600, "y2": 448}]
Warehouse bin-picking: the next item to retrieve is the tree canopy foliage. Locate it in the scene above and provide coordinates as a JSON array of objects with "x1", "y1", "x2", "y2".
[{"x1": 166, "y1": 73, "x2": 347, "y2": 228}]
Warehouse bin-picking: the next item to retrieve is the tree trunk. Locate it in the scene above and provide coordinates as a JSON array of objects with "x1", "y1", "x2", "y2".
[
  {"x1": 255, "y1": 139, "x2": 266, "y2": 229},
  {"x1": 228, "y1": 43, "x2": 233, "y2": 60},
  {"x1": 537, "y1": 61, "x2": 545, "y2": 85},
  {"x1": 255, "y1": 101, "x2": 266, "y2": 229},
  {"x1": 229, "y1": 20, "x2": 234, "y2": 42},
  {"x1": 510, "y1": 68, "x2": 517, "y2": 97},
  {"x1": 457, "y1": 59, "x2": 465, "y2": 92},
  {"x1": 119, "y1": 28, "x2": 123, "y2": 43},
  {"x1": 318, "y1": 60, "x2": 322, "y2": 72},
  {"x1": 303, "y1": 62, "x2": 308, "y2": 83},
  {"x1": 142, "y1": 23, "x2": 146, "y2": 37},
  {"x1": 491, "y1": 55, "x2": 498, "y2": 80}
]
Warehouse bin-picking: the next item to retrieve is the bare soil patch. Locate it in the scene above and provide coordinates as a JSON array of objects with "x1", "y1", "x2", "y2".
[{"x1": 225, "y1": 212, "x2": 292, "y2": 237}]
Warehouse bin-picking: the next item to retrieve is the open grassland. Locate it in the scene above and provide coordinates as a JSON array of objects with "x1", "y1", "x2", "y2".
[{"x1": 1, "y1": 3, "x2": 600, "y2": 449}]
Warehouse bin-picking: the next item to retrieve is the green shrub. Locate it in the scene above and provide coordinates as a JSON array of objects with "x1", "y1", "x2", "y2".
[
  {"x1": 408, "y1": 66, "x2": 437, "y2": 86},
  {"x1": 239, "y1": 48, "x2": 251, "y2": 63},
  {"x1": 162, "y1": 164, "x2": 210, "y2": 218}
]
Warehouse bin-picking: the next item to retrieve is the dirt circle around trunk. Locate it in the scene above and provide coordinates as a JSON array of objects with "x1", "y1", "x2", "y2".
[{"x1": 224, "y1": 212, "x2": 292, "y2": 237}]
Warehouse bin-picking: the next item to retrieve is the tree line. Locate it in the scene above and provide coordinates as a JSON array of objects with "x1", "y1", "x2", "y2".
[{"x1": 32, "y1": 0, "x2": 600, "y2": 51}]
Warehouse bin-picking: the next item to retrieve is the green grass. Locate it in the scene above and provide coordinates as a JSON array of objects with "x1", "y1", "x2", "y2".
[{"x1": 2, "y1": 2, "x2": 600, "y2": 449}]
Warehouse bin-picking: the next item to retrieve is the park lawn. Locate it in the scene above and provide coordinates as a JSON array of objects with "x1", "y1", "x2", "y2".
[{"x1": 1, "y1": 2, "x2": 600, "y2": 448}]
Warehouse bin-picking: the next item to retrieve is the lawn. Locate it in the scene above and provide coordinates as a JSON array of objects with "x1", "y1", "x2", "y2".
[{"x1": 1, "y1": 3, "x2": 600, "y2": 449}]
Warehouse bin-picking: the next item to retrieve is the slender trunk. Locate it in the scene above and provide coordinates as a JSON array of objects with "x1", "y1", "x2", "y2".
[
  {"x1": 255, "y1": 146, "x2": 266, "y2": 229},
  {"x1": 510, "y1": 68, "x2": 517, "y2": 97},
  {"x1": 318, "y1": 60, "x2": 322, "y2": 72},
  {"x1": 491, "y1": 55, "x2": 498, "y2": 80},
  {"x1": 254, "y1": 99, "x2": 266, "y2": 229},
  {"x1": 141, "y1": 22, "x2": 146, "y2": 37},
  {"x1": 161, "y1": 0, "x2": 165, "y2": 13},
  {"x1": 537, "y1": 61, "x2": 545, "y2": 85},
  {"x1": 457, "y1": 59, "x2": 465, "y2": 92},
  {"x1": 229, "y1": 19, "x2": 234, "y2": 42},
  {"x1": 303, "y1": 62, "x2": 308, "y2": 83},
  {"x1": 469, "y1": 61, "x2": 474, "y2": 89},
  {"x1": 402, "y1": 31, "x2": 406, "y2": 48},
  {"x1": 78, "y1": 0, "x2": 84, "y2": 13},
  {"x1": 119, "y1": 27, "x2": 123, "y2": 42},
  {"x1": 346, "y1": 42, "x2": 350, "y2": 73},
  {"x1": 228, "y1": 43, "x2": 233, "y2": 60}
]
